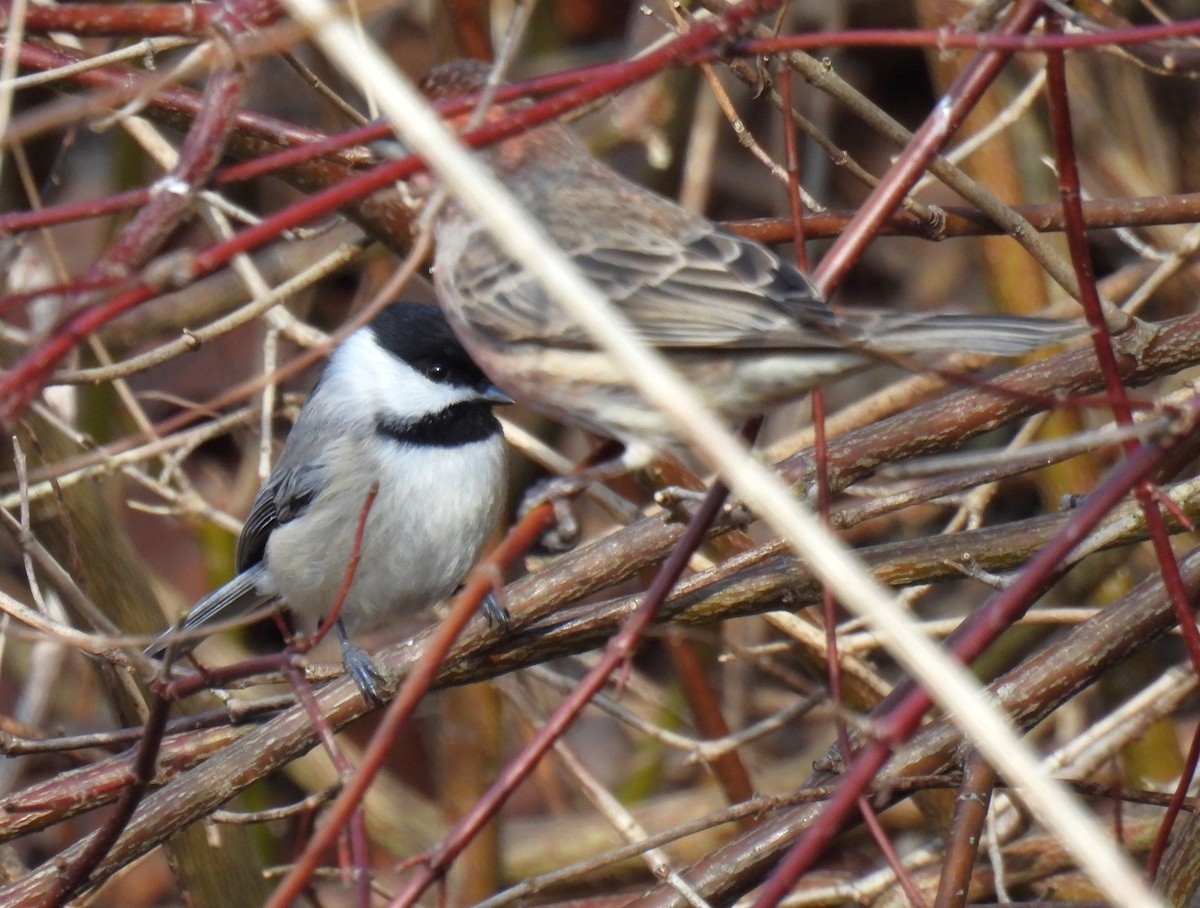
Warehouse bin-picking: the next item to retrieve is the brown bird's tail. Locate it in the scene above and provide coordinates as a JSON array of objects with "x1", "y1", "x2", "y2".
[{"x1": 842, "y1": 310, "x2": 1084, "y2": 356}]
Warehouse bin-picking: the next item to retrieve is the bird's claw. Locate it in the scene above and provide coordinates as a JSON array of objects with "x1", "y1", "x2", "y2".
[
  {"x1": 341, "y1": 645, "x2": 388, "y2": 706},
  {"x1": 335, "y1": 618, "x2": 388, "y2": 706},
  {"x1": 481, "y1": 590, "x2": 510, "y2": 633},
  {"x1": 519, "y1": 476, "x2": 584, "y2": 552}
]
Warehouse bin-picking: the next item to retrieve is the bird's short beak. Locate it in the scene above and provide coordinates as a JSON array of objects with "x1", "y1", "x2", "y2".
[{"x1": 480, "y1": 385, "x2": 515, "y2": 406}]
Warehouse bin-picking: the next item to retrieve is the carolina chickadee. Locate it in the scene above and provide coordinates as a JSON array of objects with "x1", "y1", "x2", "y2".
[
  {"x1": 424, "y1": 60, "x2": 1078, "y2": 472},
  {"x1": 148, "y1": 302, "x2": 511, "y2": 704}
]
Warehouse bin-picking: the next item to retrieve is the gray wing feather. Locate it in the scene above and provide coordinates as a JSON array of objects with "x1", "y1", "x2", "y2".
[
  {"x1": 452, "y1": 210, "x2": 1077, "y2": 355},
  {"x1": 458, "y1": 223, "x2": 838, "y2": 350},
  {"x1": 144, "y1": 563, "x2": 273, "y2": 657},
  {"x1": 235, "y1": 461, "x2": 324, "y2": 571},
  {"x1": 146, "y1": 457, "x2": 325, "y2": 657}
]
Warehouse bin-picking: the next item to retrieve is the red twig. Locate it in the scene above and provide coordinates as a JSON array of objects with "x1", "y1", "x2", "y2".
[
  {"x1": 736, "y1": 17, "x2": 1200, "y2": 55},
  {"x1": 281, "y1": 661, "x2": 371, "y2": 908},
  {"x1": 308, "y1": 483, "x2": 378, "y2": 649},
  {"x1": 1043, "y1": 21, "x2": 1133, "y2": 423},
  {"x1": 262, "y1": 500, "x2": 555, "y2": 908},
  {"x1": 385, "y1": 483, "x2": 735, "y2": 908},
  {"x1": 728, "y1": 191, "x2": 1200, "y2": 242},
  {"x1": 812, "y1": 0, "x2": 1048, "y2": 298},
  {"x1": 745, "y1": 436, "x2": 1181, "y2": 908},
  {"x1": 1149, "y1": 719, "x2": 1200, "y2": 877},
  {"x1": 859, "y1": 795, "x2": 929, "y2": 908},
  {"x1": 43, "y1": 689, "x2": 172, "y2": 905},
  {"x1": 20, "y1": 3, "x2": 223, "y2": 36},
  {"x1": 1043, "y1": 13, "x2": 1200, "y2": 875},
  {"x1": 2, "y1": 0, "x2": 783, "y2": 419}
]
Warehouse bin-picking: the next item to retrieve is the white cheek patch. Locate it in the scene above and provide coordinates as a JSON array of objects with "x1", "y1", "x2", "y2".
[{"x1": 322, "y1": 329, "x2": 477, "y2": 423}]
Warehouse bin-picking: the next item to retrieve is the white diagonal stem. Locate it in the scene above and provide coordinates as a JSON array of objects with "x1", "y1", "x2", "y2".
[{"x1": 277, "y1": 3, "x2": 1163, "y2": 904}]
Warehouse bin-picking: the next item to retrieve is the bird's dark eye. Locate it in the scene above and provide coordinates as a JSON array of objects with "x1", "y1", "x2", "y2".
[{"x1": 423, "y1": 362, "x2": 448, "y2": 382}]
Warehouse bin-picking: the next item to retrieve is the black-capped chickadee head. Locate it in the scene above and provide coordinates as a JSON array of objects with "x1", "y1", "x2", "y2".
[{"x1": 148, "y1": 301, "x2": 511, "y2": 704}]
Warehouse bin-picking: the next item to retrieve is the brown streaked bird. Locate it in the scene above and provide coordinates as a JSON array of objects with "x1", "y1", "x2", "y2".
[{"x1": 423, "y1": 59, "x2": 1077, "y2": 474}]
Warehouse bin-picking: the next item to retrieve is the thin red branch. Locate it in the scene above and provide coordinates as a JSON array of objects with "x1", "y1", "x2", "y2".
[
  {"x1": 309, "y1": 483, "x2": 378, "y2": 648},
  {"x1": 44, "y1": 691, "x2": 172, "y2": 906},
  {"x1": 812, "y1": 0, "x2": 1048, "y2": 298},
  {"x1": 1149, "y1": 719, "x2": 1200, "y2": 876},
  {"x1": 859, "y1": 796, "x2": 930, "y2": 908},
  {"x1": 0, "y1": 0, "x2": 785, "y2": 420},
  {"x1": 733, "y1": 17, "x2": 1200, "y2": 54},
  {"x1": 282, "y1": 661, "x2": 372, "y2": 908},
  {"x1": 261, "y1": 499, "x2": 556, "y2": 908},
  {"x1": 727, "y1": 191, "x2": 1200, "y2": 242},
  {"x1": 740, "y1": 433, "x2": 1182, "y2": 908},
  {"x1": 1044, "y1": 20, "x2": 1134, "y2": 423},
  {"x1": 1046, "y1": 13, "x2": 1200, "y2": 881},
  {"x1": 384, "y1": 485, "x2": 735, "y2": 908},
  {"x1": 19, "y1": 3, "x2": 221, "y2": 36}
]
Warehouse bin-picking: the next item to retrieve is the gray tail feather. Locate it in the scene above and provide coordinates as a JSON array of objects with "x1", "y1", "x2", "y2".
[
  {"x1": 858, "y1": 313, "x2": 1082, "y2": 356},
  {"x1": 145, "y1": 564, "x2": 274, "y2": 658}
]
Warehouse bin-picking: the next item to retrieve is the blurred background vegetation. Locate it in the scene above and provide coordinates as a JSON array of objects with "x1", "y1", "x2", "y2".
[{"x1": 2, "y1": 1, "x2": 1200, "y2": 906}]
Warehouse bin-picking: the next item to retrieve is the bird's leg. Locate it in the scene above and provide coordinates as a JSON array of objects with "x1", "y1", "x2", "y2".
[
  {"x1": 481, "y1": 591, "x2": 509, "y2": 631},
  {"x1": 336, "y1": 618, "x2": 387, "y2": 706},
  {"x1": 518, "y1": 441, "x2": 649, "y2": 551},
  {"x1": 453, "y1": 564, "x2": 510, "y2": 631},
  {"x1": 474, "y1": 558, "x2": 510, "y2": 632},
  {"x1": 518, "y1": 461, "x2": 627, "y2": 551}
]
